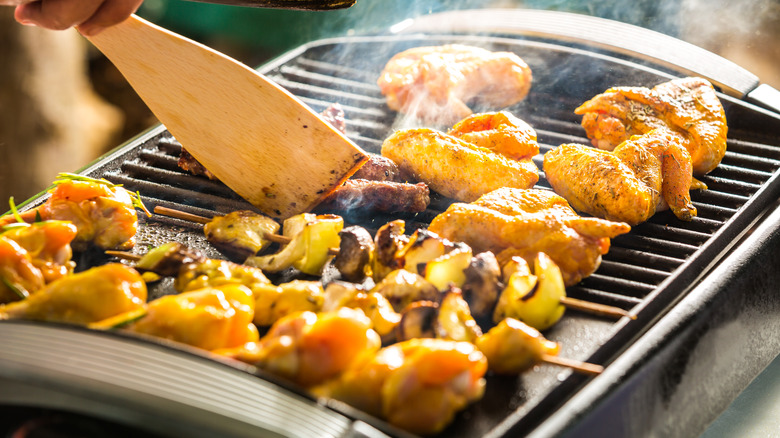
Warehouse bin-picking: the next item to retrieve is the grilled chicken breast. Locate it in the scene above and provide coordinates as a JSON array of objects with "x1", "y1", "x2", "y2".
[{"x1": 377, "y1": 44, "x2": 532, "y2": 124}]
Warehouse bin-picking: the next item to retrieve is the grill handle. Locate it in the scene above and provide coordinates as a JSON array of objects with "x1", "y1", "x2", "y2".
[{"x1": 392, "y1": 8, "x2": 780, "y2": 114}]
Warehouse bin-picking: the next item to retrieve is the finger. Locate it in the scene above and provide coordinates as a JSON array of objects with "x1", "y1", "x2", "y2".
[
  {"x1": 77, "y1": 0, "x2": 144, "y2": 36},
  {"x1": 15, "y1": 0, "x2": 104, "y2": 30}
]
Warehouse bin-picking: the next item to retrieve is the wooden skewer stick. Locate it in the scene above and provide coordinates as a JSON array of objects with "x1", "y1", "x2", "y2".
[
  {"x1": 153, "y1": 206, "x2": 633, "y2": 321},
  {"x1": 559, "y1": 296, "x2": 636, "y2": 320},
  {"x1": 540, "y1": 354, "x2": 604, "y2": 376},
  {"x1": 105, "y1": 250, "x2": 141, "y2": 261}
]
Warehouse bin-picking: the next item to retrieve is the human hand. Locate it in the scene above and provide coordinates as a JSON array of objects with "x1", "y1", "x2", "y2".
[{"x1": 14, "y1": 0, "x2": 144, "y2": 36}]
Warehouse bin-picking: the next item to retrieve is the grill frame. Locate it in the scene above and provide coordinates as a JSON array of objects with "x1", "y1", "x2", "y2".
[{"x1": 4, "y1": 24, "x2": 780, "y2": 438}]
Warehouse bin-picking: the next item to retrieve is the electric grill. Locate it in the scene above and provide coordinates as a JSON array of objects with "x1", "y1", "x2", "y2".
[{"x1": 3, "y1": 9, "x2": 780, "y2": 438}]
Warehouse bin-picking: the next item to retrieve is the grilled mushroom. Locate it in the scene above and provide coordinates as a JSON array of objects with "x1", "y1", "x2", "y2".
[
  {"x1": 396, "y1": 300, "x2": 438, "y2": 341},
  {"x1": 372, "y1": 269, "x2": 439, "y2": 312},
  {"x1": 372, "y1": 220, "x2": 408, "y2": 281},
  {"x1": 333, "y1": 225, "x2": 375, "y2": 282},
  {"x1": 460, "y1": 252, "x2": 502, "y2": 318}
]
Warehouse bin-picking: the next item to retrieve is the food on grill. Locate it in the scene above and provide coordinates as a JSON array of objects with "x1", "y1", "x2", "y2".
[
  {"x1": 0, "y1": 174, "x2": 148, "y2": 251},
  {"x1": 246, "y1": 213, "x2": 343, "y2": 275},
  {"x1": 544, "y1": 129, "x2": 698, "y2": 224},
  {"x1": 460, "y1": 251, "x2": 502, "y2": 318},
  {"x1": 323, "y1": 281, "x2": 400, "y2": 342},
  {"x1": 316, "y1": 179, "x2": 430, "y2": 215},
  {"x1": 476, "y1": 317, "x2": 560, "y2": 375},
  {"x1": 251, "y1": 280, "x2": 324, "y2": 327},
  {"x1": 217, "y1": 307, "x2": 381, "y2": 388},
  {"x1": 398, "y1": 287, "x2": 483, "y2": 343},
  {"x1": 202, "y1": 210, "x2": 281, "y2": 261},
  {"x1": 0, "y1": 263, "x2": 147, "y2": 325},
  {"x1": 448, "y1": 111, "x2": 539, "y2": 160},
  {"x1": 319, "y1": 102, "x2": 348, "y2": 135},
  {"x1": 428, "y1": 187, "x2": 631, "y2": 286},
  {"x1": 313, "y1": 337, "x2": 488, "y2": 435},
  {"x1": 0, "y1": 236, "x2": 47, "y2": 303},
  {"x1": 494, "y1": 252, "x2": 566, "y2": 331},
  {"x1": 381, "y1": 128, "x2": 539, "y2": 202},
  {"x1": 575, "y1": 76, "x2": 728, "y2": 175},
  {"x1": 377, "y1": 44, "x2": 532, "y2": 124},
  {"x1": 372, "y1": 269, "x2": 440, "y2": 312},
  {"x1": 332, "y1": 225, "x2": 375, "y2": 282},
  {"x1": 123, "y1": 284, "x2": 259, "y2": 351},
  {"x1": 350, "y1": 154, "x2": 402, "y2": 182},
  {"x1": 0, "y1": 220, "x2": 78, "y2": 303}
]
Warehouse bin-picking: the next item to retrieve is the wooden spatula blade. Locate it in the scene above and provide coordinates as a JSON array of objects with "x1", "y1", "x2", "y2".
[{"x1": 86, "y1": 15, "x2": 368, "y2": 218}]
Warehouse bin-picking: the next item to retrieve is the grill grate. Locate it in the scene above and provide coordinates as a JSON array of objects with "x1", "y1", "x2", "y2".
[{"x1": 69, "y1": 34, "x2": 780, "y2": 436}]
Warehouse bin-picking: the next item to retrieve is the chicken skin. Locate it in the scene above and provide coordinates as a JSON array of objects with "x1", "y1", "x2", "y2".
[
  {"x1": 381, "y1": 128, "x2": 538, "y2": 202},
  {"x1": 544, "y1": 129, "x2": 697, "y2": 225},
  {"x1": 575, "y1": 77, "x2": 727, "y2": 175},
  {"x1": 428, "y1": 188, "x2": 631, "y2": 286},
  {"x1": 377, "y1": 44, "x2": 532, "y2": 125},
  {"x1": 447, "y1": 111, "x2": 539, "y2": 160}
]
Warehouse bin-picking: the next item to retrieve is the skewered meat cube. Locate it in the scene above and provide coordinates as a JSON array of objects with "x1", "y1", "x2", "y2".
[
  {"x1": 217, "y1": 307, "x2": 381, "y2": 388},
  {"x1": 428, "y1": 188, "x2": 631, "y2": 286},
  {"x1": 382, "y1": 128, "x2": 538, "y2": 202},
  {"x1": 202, "y1": 210, "x2": 281, "y2": 261},
  {"x1": 0, "y1": 174, "x2": 146, "y2": 250},
  {"x1": 313, "y1": 337, "x2": 487, "y2": 435},
  {"x1": 544, "y1": 129, "x2": 698, "y2": 224},
  {"x1": 124, "y1": 284, "x2": 259, "y2": 351},
  {"x1": 0, "y1": 263, "x2": 147, "y2": 325},
  {"x1": 575, "y1": 77, "x2": 727, "y2": 175},
  {"x1": 251, "y1": 280, "x2": 324, "y2": 327},
  {"x1": 377, "y1": 44, "x2": 532, "y2": 125},
  {"x1": 476, "y1": 318, "x2": 560, "y2": 375}
]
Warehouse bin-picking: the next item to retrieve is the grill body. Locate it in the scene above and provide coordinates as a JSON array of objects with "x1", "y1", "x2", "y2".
[{"x1": 3, "y1": 15, "x2": 780, "y2": 438}]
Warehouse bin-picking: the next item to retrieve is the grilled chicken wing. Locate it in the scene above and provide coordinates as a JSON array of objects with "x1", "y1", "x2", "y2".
[
  {"x1": 575, "y1": 77, "x2": 727, "y2": 175},
  {"x1": 381, "y1": 128, "x2": 538, "y2": 202},
  {"x1": 428, "y1": 188, "x2": 630, "y2": 286},
  {"x1": 544, "y1": 129, "x2": 697, "y2": 224},
  {"x1": 313, "y1": 337, "x2": 487, "y2": 436},
  {"x1": 377, "y1": 44, "x2": 532, "y2": 124}
]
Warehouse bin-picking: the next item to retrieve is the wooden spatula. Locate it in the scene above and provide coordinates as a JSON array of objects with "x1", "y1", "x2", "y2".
[{"x1": 85, "y1": 14, "x2": 368, "y2": 218}]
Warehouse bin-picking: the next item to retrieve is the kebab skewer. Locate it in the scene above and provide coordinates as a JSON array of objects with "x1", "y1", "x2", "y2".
[{"x1": 151, "y1": 206, "x2": 634, "y2": 322}]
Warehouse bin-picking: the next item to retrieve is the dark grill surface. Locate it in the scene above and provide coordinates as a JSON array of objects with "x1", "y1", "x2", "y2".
[{"x1": 44, "y1": 34, "x2": 780, "y2": 436}]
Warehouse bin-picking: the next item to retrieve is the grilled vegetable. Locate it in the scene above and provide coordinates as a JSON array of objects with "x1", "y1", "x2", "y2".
[
  {"x1": 247, "y1": 213, "x2": 343, "y2": 276},
  {"x1": 135, "y1": 242, "x2": 207, "y2": 277},
  {"x1": 175, "y1": 258, "x2": 270, "y2": 292},
  {"x1": 333, "y1": 225, "x2": 375, "y2": 282},
  {"x1": 423, "y1": 241, "x2": 472, "y2": 291},
  {"x1": 460, "y1": 251, "x2": 502, "y2": 318},
  {"x1": 395, "y1": 301, "x2": 438, "y2": 342},
  {"x1": 398, "y1": 228, "x2": 452, "y2": 274},
  {"x1": 395, "y1": 287, "x2": 481, "y2": 343},
  {"x1": 251, "y1": 280, "x2": 324, "y2": 327},
  {"x1": 203, "y1": 210, "x2": 280, "y2": 261},
  {"x1": 0, "y1": 236, "x2": 45, "y2": 303},
  {"x1": 493, "y1": 252, "x2": 566, "y2": 331},
  {"x1": 476, "y1": 317, "x2": 560, "y2": 374}
]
